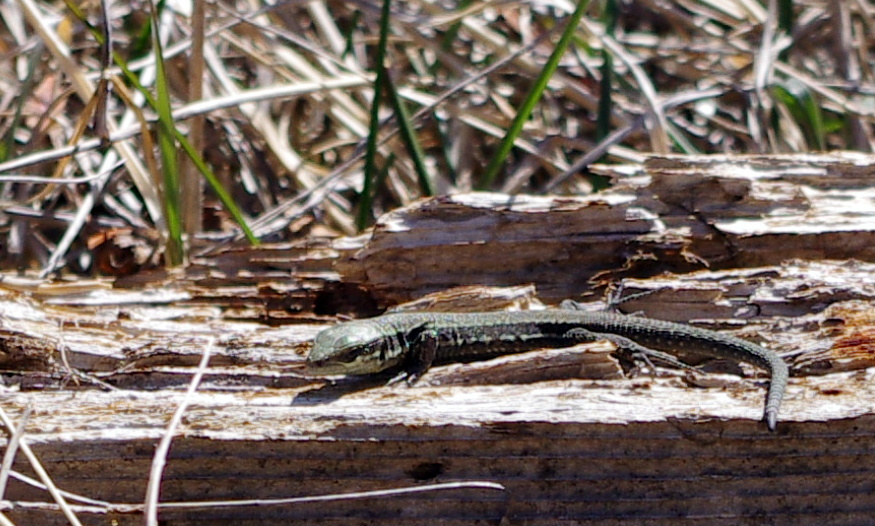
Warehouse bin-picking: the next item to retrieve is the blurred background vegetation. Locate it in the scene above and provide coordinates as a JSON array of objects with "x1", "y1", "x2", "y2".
[{"x1": 0, "y1": 0, "x2": 870, "y2": 276}]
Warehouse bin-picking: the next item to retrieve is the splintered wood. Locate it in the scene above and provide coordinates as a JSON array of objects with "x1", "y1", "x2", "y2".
[
  {"x1": 337, "y1": 152, "x2": 875, "y2": 305},
  {"x1": 1, "y1": 153, "x2": 875, "y2": 524}
]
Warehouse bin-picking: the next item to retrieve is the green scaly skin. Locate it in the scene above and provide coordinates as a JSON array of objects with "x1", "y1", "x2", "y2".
[{"x1": 307, "y1": 310, "x2": 788, "y2": 431}]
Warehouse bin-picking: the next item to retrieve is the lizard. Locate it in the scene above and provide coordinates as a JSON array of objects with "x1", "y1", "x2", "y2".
[{"x1": 306, "y1": 309, "x2": 789, "y2": 430}]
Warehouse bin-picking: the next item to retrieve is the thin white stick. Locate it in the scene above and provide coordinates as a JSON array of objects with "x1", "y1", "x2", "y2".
[
  {"x1": 7, "y1": 471, "x2": 113, "y2": 507},
  {"x1": 0, "y1": 406, "x2": 30, "y2": 500},
  {"x1": 0, "y1": 406, "x2": 82, "y2": 526},
  {"x1": 0, "y1": 480, "x2": 504, "y2": 514},
  {"x1": 158, "y1": 480, "x2": 506, "y2": 509},
  {"x1": 144, "y1": 337, "x2": 214, "y2": 526},
  {"x1": 0, "y1": 76, "x2": 369, "y2": 176}
]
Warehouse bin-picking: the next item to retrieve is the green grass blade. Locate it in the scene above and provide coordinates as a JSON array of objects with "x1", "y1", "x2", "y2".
[
  {"x1": 772, "y1": 80, "x2": 826, "y2": 150},
  {"x1": 64, "y1": 0, "x2": 258, "y2": 245},
  {"x1": 342, "y1": 11, "x2": 361, "y2": 58},
  {"x1": 596, "y1": 51, "x2": 613, "y2": 144},
  {"x1": 439, "y1": 0, "x2": 472, "y2": 55},
  {"x1": 356, "y1": 0, "x2": 394, "y2": 231},
  {"x1": 476, "y1": 0, "x2": 591, "y2": 190},
  {"x1": 148, "y1": 0, "x2": 184, "y2": 265},
  {"x1": 778, "y1": 0, "x2": 795, "y2": 33},
  {"x1": 0, "y1": 49, "x2": 41, "y2": 164},
  {"x1": 385, "y1": 74, "x2": 434, "y2": 196},
  {"x1": 596, "y1": 0, "x2": 617, "y2": 145}
]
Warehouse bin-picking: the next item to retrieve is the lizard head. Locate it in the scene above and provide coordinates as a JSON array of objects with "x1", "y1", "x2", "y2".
[{"x1": 306, "y1": 320, "x2": 403, "y2": 376}]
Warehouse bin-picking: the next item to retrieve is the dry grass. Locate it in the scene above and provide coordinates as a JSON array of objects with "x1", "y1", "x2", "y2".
[{"x1": 0, "y1": 0, "x2": 871, "y2": 275}]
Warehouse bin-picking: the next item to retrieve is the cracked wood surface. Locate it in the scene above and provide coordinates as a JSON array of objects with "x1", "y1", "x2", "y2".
[
  {"x1": 1, "y1": 153, "x2": 875, "y2": 524},
  {"x1": 337, "y1": 152, "x2": 875, "y2": 305}
]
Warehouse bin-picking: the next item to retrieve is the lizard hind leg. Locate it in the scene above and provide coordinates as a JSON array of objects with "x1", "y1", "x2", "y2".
[{"x1": 563, "y1": 327, "x2": 697, "y2": 376}]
